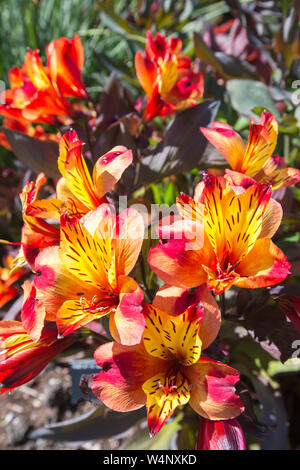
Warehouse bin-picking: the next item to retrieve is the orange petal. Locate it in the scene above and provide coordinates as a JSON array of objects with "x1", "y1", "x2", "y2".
[
  {"x1": 176, "y1": 193, "x2": 204, "y2": 223},
  {"x1": 234, "y1": 238, "x2": 290, "y2": 288},
  {"x1": 92, "y1": 146, "x2": 133, "y2": 199},
  {"x1": 92, "y1": 341, "x2": 163, "y2": 412},
  {"x1": 109, "y1": 275, "x2": 144, "y2": 346},
  {"x1": 152, "y1": 284, "x2": 221, "y2": 351},
  {"x1": 135, "y1": 50, "x2": 157, "y2": 98},
  {"x1": 242, "y1": 111, "x2": 278, "y2": 176},
  {"x1": 46, "y1": 34, "x2": 87, "y2": 99},
  {"x1": 259, "y1": 197, "x2": 282, "y2": 239},
  {"x1": 200, "y1": 122, "x2": 245, "y2": 171},
  {"x1": 143, "y1": 370, "x2": 190, "y2": 435},
  {"x1": 58, "y1": 131, "x2": 99, "y2": 210},
  {"x1": 21, "y1": 281, "x2": 46, "y2": 343},
  {"x1": 148, "y1": 238, "x2": 208, "y2": 289},
  {"x1": 26, "y1": 197, "x2": 64, "y2": 220},
  {"x1": 59, "y1": 214, "x2": 111, "y2": 291},
  {"x1": 57, "y1": 296, "x2": 115, "y2": 338},
  {"x1": 34, "y1": 245, "x2": 95, "y2": 320},
  {"x1": 114, "y1": 208, "x2": 145, "y2": 277},
  {"x1": 203, "y1": 173, "x2": 271, "y2": 266}
]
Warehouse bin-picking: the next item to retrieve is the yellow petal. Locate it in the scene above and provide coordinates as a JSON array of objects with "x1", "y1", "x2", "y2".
[
  {"x1": 143, "y1": 303, "x2": 171, "y2": 361},
  {"x1": 163, "y1": 304, "x2": 203, "y2": 366},
  {"x1": 59, "y1": 214, "x2": 111, "y2": 292},
  {"x1": 143, "y1": 370, "x2": 190, "y2": 435}
]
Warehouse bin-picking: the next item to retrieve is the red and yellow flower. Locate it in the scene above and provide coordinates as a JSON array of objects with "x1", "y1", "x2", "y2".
[
  {"x1": 26, "y1": 130, "x2": 133, "y2": 221},
  {"x1": 200, "y1": 111, "x2": 300, "y2": 190},
  {"x1": 0, "y1": 255, "x2": 27, "y2": 308},
  {"x1": 18, "y1": 130, "x2": 133, "y2": 266},
  {"x1": 91, "y1": 284, "x2": 243, "y2": 435},
  {"x1": 0, "y1": 35, "x2": 87, "y2": 124},
  {"x1": 19, "y1": 173, "x2": 60, "y2": 268},
  {"x1": 149, "y1": 173, "x2": 290, "y2": 295},
  {"x1": 0, "y1": 320, "x2": 76, "y2": 394},
  {"x1": 135, "y1": 31, "x2": 204, "y2": 121},
  {"x1": 31, "y1": 204, "x2": 145, "y2": 345}
]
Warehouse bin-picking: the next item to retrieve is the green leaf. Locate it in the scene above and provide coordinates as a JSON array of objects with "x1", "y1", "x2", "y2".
[
  {"x1": 136, "y1": 100, "x2": 223, "y2": 186},
  {"x1": 226, "y1": 80, "x2": 279, "y2": 119}
]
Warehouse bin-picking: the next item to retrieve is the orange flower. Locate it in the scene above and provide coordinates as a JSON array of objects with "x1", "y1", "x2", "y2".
[
  {"x1": 46, "y1": 35, "x2": 88, "y2": 99},
  {"x1": 31, "y1": 205, "x2": 145, "y2": 345},
  {"x1": 91, "y1": 285, "x2": 243, "y2": 435},
  {"x1": 26, "y1": 130, "x2": 133, "y2": 221},
  {"x1": 0, "y1": 35, "x2": 87, "y2": 124},
  {"x1": 135, "y1": 31, "x2": 204, "y2": 121},
  {"x1": 19, "y1": 173, "x2": 60, "y2": 268},
  {"x1": 149, "y1": 173, "x2": 290, "y2": 295},
  {"x1": 200, "y1": 111, "x2": 300, "y2": 190},
  {"x1": 0, "y1": 320, "x2": 76, "y2": 394},
  {"x1": 0, "y1": 255, "x2": 27, "y2": 308}
]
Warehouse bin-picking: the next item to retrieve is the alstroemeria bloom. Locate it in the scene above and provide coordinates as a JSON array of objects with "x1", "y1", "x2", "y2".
[
  {"x1": 201, "y1": 111, "x2": 300, "y2": 190},
  {"x1": 0, "y1": 35, "x2": 87, "y2": 124},
  {"x1": 32, "y1": 205, "x2": 145, "y2": 345},
  {"x1": 196, "y1": 417, "x2": 247, "y2": 450},
  {"x1": 46, "y1": 35, "x2": 88, "y2": 99},
  {"x1": 0, "y1": 255, "x2": 27, "y2": 308},
  {"x1": 92, "y1": 285, "x2": 244, "y2": 435},
  {"x1": 0, "y1": 320, "x2": 76, "y2": 394},
  {"x1": 149, "y1": 173, "x2": 290, "y2": 295},
  {"x1": 135, "y1": 31, "x2": 204, "y2": 121},
  {"x1": 19, "y1": 173, "x2": 60, "y2": 268},
  {"x1": 27, "y1": 130, "x2": 133, "y2": 220}
]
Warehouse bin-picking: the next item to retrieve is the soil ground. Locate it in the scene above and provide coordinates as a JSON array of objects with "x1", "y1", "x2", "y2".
[{"x1": 0, "y1": 362, "x2": 120, "y2": 450}]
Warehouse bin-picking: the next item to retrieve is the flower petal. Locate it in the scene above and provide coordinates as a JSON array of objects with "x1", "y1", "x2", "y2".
[
  {"x1": 92, "y1": 146, "x2": 133, "y2": 199},
  {"x1": 200, "y1": 122, "x2": 245, "y2": 171},
  {"x1": 162, "y1": 304, "x2": 203, "y2": 366},
  {"x1": 242, "y1": 111, "x2": 278, "y2": 177},
  {"x1": 34, "y1": 245, "x2": 95, "y2": 320},
  {"x1": 142, "y1": 303, "x2": 171, "y2": 361},
  {"x1": 46, "y1": 34, "x2": 87, "y2": 99},
  {"x1": 91, "y1": 341, "x2": 163, "y2": 412},
  {"x1": 186, "y1": 357, "x2": 244, "y2": 420},
  {"x1": 58, "y1": 131, "x2": 99, "y2": 210},
  {"x1": 0, "y1": 322, "x2": 75, "y2": 393},
  {"x1": 109, "y1": 275, "x2": 145, "y2": 346},
  {"x1": 259, "y1": 197, "x2": 282, "y2": 239},
  {"x1": 196, "y1": 418, "x2": 247, "y2": 450},
  {"x1": 203, "y1": 173, "x2": 271, "y2": 266},
  {"x1": 148, "y1": 238, "x2": 207, "y2": 289},
  {"x1": 21, "y1": 281, "x2": 46, "y2": 343},
  {"x1": 114, "y1": 208, "x2": 145, "y2": 277},
  {"x1": 234, "y1": 238, "x2": 290, "y2": 288},
  {"x1": 143, "y1": 370, "x2": 190, "y2": 435},
  {"x1": 134, "y1": 50, "x2": 157, "y2": 98},
  {"x1": 59, "y1": 213, "x2": 111, "y2": 291},
  {"x1": 152, "y1": 284, "x2": 221, "y2": 350}
]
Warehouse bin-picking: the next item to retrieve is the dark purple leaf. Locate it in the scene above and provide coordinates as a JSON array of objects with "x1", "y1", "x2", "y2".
[
  {"x1": 4, "y1": 129, "x2": 60, "y2": 179},
  {"x1": 135, "y1": 100, "x2": 222, "y2": 186}
]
